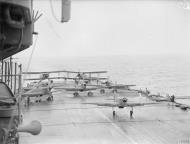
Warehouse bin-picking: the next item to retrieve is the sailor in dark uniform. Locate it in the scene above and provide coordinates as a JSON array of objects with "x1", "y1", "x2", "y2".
[
  {"x1": 170, "y1": 95, "x2": 175, "y2": 102},
  {"x1": 130, "y1": 107, "x2": 133, "y2": 119}
]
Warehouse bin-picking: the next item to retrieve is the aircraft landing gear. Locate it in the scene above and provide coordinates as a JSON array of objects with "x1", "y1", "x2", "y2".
[
  {"x1": 47, "y1": 96, "x2": 53, "y2": 101},
  {"x1": 87, "y1": 91, "x2": 93, "y2": 97},
  {"x1": 51, "y1": 95, "x2": 53, "y2": 101},
  {"x1": 26, "y1": 96, "x2": 30, "y2": 106},
  {"x1": 73, "y1": 92, "x2": 79, "y2": 97},
  {"x1": 112, "y1": 107, "x2": 116, "y2": 117},
  {"x1": 100, "y1": 89, "x2": 105, "y2": 94},
  {"x1": 113, "y1": 110, "x2": 116, "y2": 116},
  {"x1": 112, "y1": 89, "x2": 117, "y2": 93},
  {"x1": 47, "y1": 93, "x2": 54, "y2": 101},
  {"x1": 36, "y1": 95, "x2": 42, "y2": 103}
]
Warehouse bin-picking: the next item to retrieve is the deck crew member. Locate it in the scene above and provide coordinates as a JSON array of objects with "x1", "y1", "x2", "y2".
[{"x1": 130, "y1": 107, "x2": 133, "y2": 119}]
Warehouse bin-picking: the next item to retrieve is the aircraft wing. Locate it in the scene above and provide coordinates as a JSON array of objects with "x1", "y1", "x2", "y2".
[
  {"x1": 21, "y1": 86, "x2": 51, "y2": 97},
  {"x1": 110, "y1": 84, "x2": 136, "y2": 89},
  {"x1": 23, "y1": 70, "x2": 107, "y2": 74},
  {"x1": 24, "y1": 78, "x2": 42, "y2": 81},
  {"x1": 48, "y1": 77, "x2": 78, "y2": 80},
  {"x1": 54, "y1": 87, "x2": 97, "y2": 92},
  {"x1": 83, "y1": 102, "x2": 118, "y2": 107},
  {"x1": 87, "y1": 84, "x2": 102, "y2": 87},
  {"x1": 22, "y1": 91, "x2": 45, "y2": 97},
  {"x1": 175, "y1": 96, "x2": 190, "y2": 99},
  {"x1": 141, "y1": 94, "x2": 169, "y2": 102},
  {"x1": 83, "y1": 102, "x2": 158, "y2": 107},
  {"x1": 82, "y1": 71, "x2": 108, "y2": 74},
  {"x1": 23, "y1": 72, "x2": 46, "y2": 74},
  {"x1": 53, "y1": 87, "x2": 82, "y2": 91},
  {"x1": 23, "y1": 87, "x2": 32, "y2": 92},
  {"x1": 125, "y1": 102, "x2": 158, "y2": 107},
  {"x1": 0, "y1": 100, "x2": 15, "y2": 106},
  {"x1": 84, "y1": 87, "x2": 98, "y2": 91},
  {"x1": 62, "y1": 70, "x2": 107, "y2": 74},
  {"x1": 145, "y1": 95, "x2": 190, "y2": 102},
  {"x1": 48, "y1": 77, "x2": 107, "y2": 81},
  {"x1": 24, "y1": 76, "x2": 106, "y2": 81},
  {"x1": 23, "y1": 70, "x2": 76, "y2": 74},
  {"x1": 0, "y1": 96, "x2": 16, "y2": 105},
  {"x1": 24, "y1": 76, "x2": 81, "y2": 81},
  {"x1": 97, "y1": 84, "x2": 136, "y2": 90},
  {"x1": 83, "y1": 77, "x2": 108, "y2": 80},
  {"x1": 150, "y1": 99, "x2": 168, "y2": 102}
]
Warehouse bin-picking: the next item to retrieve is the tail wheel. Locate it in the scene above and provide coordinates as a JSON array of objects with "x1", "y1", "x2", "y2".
[
  {"x1": 100, "y1": 89, "x2": 105, "y2": 94},
  {"x1": 87, "y1": 92, "x2": 93, "y2": 97}
]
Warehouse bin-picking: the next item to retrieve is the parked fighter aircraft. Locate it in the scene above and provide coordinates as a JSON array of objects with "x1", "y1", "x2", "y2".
[
  {"x1": 147, "y1": 94, "x2": 176, "y2": 102},
  {"x1": 54, "y1": 83, "x2": 98, "y2": 97},
  {"x1": 83, "y1": 94, "x2": 158, "y2": 117},
  {"x1": 89, "y1": 80, "x2": 136, "y2": 94},
  {"x1": 23, "y1": 70, "x2": 108, "y2": 83},
  {"x1": 148, "y1": 94, "x2": 190, "y2": 110},
  {"x1": 103, "y1": 80, "x2": 135, "y2": 89},
  {"x1": 74, "y1": 71, "x2": 108, "y2": 83},
  {"x1": 23, "y1": 72, "x2": 54, "y2": 81},
  {"x1": 23, "y1": 70, "x2": 108, "y2": 97},
  {"x1": 138, "y1": 89, "x2": 190, "y2": 111},
  {"x1": 106, "y1": 84, "x2": 136, "y2": 92},
  {"x1": 138, "y1": 89, "x2": 190, "y2": 103},
  {"x1": 21, "y1": 80, "x2": 54, "y2": 105}
]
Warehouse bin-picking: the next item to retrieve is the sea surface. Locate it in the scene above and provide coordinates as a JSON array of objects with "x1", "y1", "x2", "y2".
[{"x1": 19, "y1": 54, "x2": 190, "y2": 96}]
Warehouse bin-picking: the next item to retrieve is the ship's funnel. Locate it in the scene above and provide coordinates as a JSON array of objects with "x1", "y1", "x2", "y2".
[{"x1": 17, "y1": 120, "x2": 42, "y2": 135}]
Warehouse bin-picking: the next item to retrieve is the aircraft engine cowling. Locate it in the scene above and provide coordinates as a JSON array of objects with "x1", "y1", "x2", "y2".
[
  {"x1": 118, "y1": 98, "x2": 128, "y2": 108},
  {"x1": 122, "y1": 98, "x2": 128, "y2": 103},
  {"x1": 170, "y1": 95, "x2": 175, "y2": 102}
]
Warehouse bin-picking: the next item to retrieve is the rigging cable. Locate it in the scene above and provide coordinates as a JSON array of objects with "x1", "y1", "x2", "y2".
[
  {"x1": 44, "y1": 16, "x2": 63, "y2": 40},
  {"x1": 49, "y1": 0, "x2": 61, "y2": 23},
  {"x1": 26, "y1": 34, "x2": 38, "y2": 73}
]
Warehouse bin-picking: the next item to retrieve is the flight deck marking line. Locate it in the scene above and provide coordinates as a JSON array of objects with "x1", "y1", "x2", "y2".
[{"x1": 95, "y1": 108, "x2": 138, "y2": 144}]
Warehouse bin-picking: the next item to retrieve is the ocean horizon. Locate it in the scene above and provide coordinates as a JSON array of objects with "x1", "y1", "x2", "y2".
[{"x1": 18, "y1": 54, "x2": 190, "y2": 96}]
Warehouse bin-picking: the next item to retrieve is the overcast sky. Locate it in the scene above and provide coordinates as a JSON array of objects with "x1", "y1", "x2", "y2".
[{"x1": 16, "y1": 0, "x2": 190, "y2": 58}]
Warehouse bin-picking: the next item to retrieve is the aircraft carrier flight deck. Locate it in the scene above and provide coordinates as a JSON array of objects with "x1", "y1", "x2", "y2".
[{"x1": 20, "y1": 90, "x2": 190, "y2": 144}]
